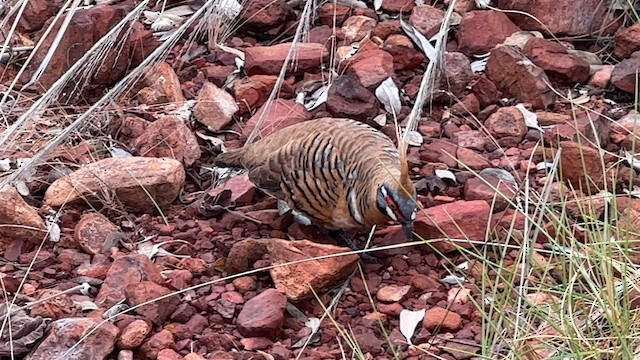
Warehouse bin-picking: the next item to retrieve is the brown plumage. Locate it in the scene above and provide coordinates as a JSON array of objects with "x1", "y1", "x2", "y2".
[{"x1": 214, "y1": 117, "x2": 417, "y2": 237}]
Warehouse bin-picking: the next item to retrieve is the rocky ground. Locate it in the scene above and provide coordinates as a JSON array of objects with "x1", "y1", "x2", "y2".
[{"x1": 2, "y1": 0, "x2": 640, "y2": 359}]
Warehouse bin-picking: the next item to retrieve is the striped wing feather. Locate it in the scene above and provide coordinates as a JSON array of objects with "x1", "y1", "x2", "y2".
[{"x1": 215, "y1": 118, "x2": 404, "y2": 230}]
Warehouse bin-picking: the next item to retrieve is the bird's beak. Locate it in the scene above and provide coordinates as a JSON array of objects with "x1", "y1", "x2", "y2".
[{"x1": 402, "y1": 221, "x2": 414, "y2": 239}]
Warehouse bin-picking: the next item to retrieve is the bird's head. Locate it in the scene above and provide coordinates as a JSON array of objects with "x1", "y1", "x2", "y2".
[{"x1": 376, "y1": 180, "x2": 417, "y2": 239}]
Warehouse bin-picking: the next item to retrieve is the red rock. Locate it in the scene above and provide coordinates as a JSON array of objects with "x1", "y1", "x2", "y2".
[
  {"x1": 225, "y1": 238, "x2": 270, "y2": 274},
  {"x1": 455, "y1": 130, "x2": 487, "y2": 151},
  {"x1": 27, "y1": 318, "x2": 119, "y2": 360},
  {"x1": 523, "y1": 37, "x2": 590, "y2": 84},
  {"x1": 14, "y1": 0, "x2": 60, "y2": 32},
  {"x1": 74, "y1": 212, "x2": 122, "y2": 255},
  {"x1": 240, "y1": 337, "x2": 274, "y2": 350},
  {"x1": 202, "y1": 65, "x2": 235, "y2": 87},
  {"x1": 615, "y1": 23, "x2": 640, "y2": 58},
  {"x1": 612, "y1": 51, "x2": 640, "y2": 93},
  {"x1": 308, "y1": 25, "x2": 333, "y2": 46},
  {"x1": 0, "y1": 185, "x2": 46, "y2": 246},
  {"x1": 543, "y1": 111, "x2": 609, "y2": 147},
  {"x1": 373, "y1": 19, "x2": 402, "y2": 39},
  {"x1": 376, "y1": 284, "x2": 412, "y2": 302},
  {"x1": 117, "y1": 319, "x2": 152, "y2": 350},
  {"x1": 457, "y1": 10, "x2": 520, "y2": 56},
  {"x1": 236, "y1": 288, "x2": 287, "y2": 340},
  {"x1": 409, "y1": 5, "x2": 445, "y2": 38},
  {"x1": 125, "y1": 281, "x2": 180, "y2": 326},
  {"x1": 193, "y1": 82, "x2": 238, "y2": 131},
  {"x1": 232, "y1": 276, "x2": 257, "y2": 292},
  {"x1": 317, "y1": 3, "x2": 351, "y2": 27},
  {"x1": 495, "y1": 0, "x2": 616, "y2": 36},
  {"x1": 132, "y1": 116, "x2": 201, "y2": 166},
  {"x1": 166, "y1": 269, "x2": 193, "y2": 290},
  {"x1": 410, "y1": 274, "x2": 443, "y2": 292},
  {"x1": 470, "y1": 75, "x2": 502, "y2": 107},
  {"x1": 341, "y1": 15, "x2": 377, "y2": 43},
  {"x1": 140, "y1": 330, "x2": 175, "y2": 360},
  {"x1": 244, "y1": 43, "x2": 329, "y2": 76},
  {"x1": 382, "y1": 43, "x2": 427, "y2": 71},
  {"x1": 97, "y1": 253, "x2": 164, "y2": 308},
  {"x1": 343, "y1": 49, "x2": 395, "y2": 88},
  {"x1": 30, "y1": 289, "x2": 75, "y2": 319},
  {"x1": 486, "y1": 45, "x2": 556, "y2": 109},
  {"x1": 442, "y1": 52, "x2": 474, "y2": 97},
  {"x1": 446, "y1": 0, "x2": 477, "y2": 13},
  {"x1": 414, "y1": 200, "x2": 491, "y2": 252},
  {"x1": 326, "y1": 75, "x2": 380, "y2": 121},
  {"x1": 456, "y1": 148, "x2": 490, "y2": 170},
  {"x1": 242, "y1": 99, "x2": 312, "y2": 140},
  {"x1": 589, "y1": 65, "x2": 614, "y2": 88},
  {"x1": 419, "y1": 121, "x2": 442, "y2": 138},
  {"x1": 157, "y1": 349, "x2": 183, "y2": 360},
  {"x1": 464, "y1": 176, "x2": 517, "y2": 211},
  {"x1": 420, "y1": 139, "x2": 459, "y2": 168},
  {"x1": 450, "y1": 93, "x2": 480, "y2": 116},
  {"x1": 444, "y1": 341, "x2": 480, "y2": 359},
  {"x1": 233, "y1": 75, "x2": 295, "y2": 113},
  {"x1": 378, "y1": 302, "x2": 404, "y2": 316},
  {"x1": 184, "y1": 354, "x2": 207, "y2": 360},
  {"x1": 144, "y1": 62, "x2": 186, "y2": 106},
  {"x1": 423, "y1": 306, "x2": 462, "y2": 332},
  {"x1": 239, "y1": 0, "x2": 293, "y2": 28},
  {"x1": 559, "y1": 141, "x2": 605, "y2": 192},
  {"x1": 485, "y1": 106, "x2": 528, "y2": 147},
  {"x1": 267, "y1": 239, "x2": 359, "y2": 300},
  {"x1": 382, "y1": 0, "x2": 414, "y2": 13},
  {"x1": 354, "y1": 331, "x2": 384, "y2": 355}
]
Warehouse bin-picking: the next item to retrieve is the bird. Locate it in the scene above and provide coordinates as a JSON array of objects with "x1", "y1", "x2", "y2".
[{"x1": 214, "y1": 117, "x2": 418, "y2": 252}]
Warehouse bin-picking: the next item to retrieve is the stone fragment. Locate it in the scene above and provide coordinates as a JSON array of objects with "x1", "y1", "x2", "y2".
[
  {"x1": 44, "y1": 157, "x2": 185, "y2": 212},
  {"x1": 376, "y1": 284, "x2": 412, "y2": 302},
  {"x1": 193, "y1": 82, "x2": 238, "y2": 131},
  {"x1": 486, "y1": 45, "x2": 555, "y2": 109},
  {"x1": 132, "y1": 116, "x2": 201, "y2": 167},
  {"x1": 423, "y1": 306, "x2": 462, "y2": 332},
  {"x1": 341, "y1": 15, "x2": 377, "y2": 43},
  {"x1": 343, "y1": 49, "x2": 395, "y2": 88},
  {"x1": 140, "y1": 330, "x2": 175, "y2": 360},
  {"x1": 242, "y1": 99, "x2": 312, "y2": 139},
  {"x1": 612, "y1": 52, "x2": 640, "y2": 93},
  {"x1": 267, "y1": 239, "x2": 359, "y2": 301},
  {"x1": 27, "y1": 318, "x2": 119, "y2": 360},
  {"x1": 236, "y1": 289, "x2": 287, "y2": 340},
  {"x1": 74, "y1": 212, "x2": 123, "y2": 255},
  {"x1": 457, "y1": 10, "x2": 521, "y2": 56},
  {"x1": 484, "y1": 106, "x2": 528, "y2": 147},
  {"x1": 244, "y1": 43, "x2": 329, "y2": 76},
  {"x1": 326, "y1": 75, "x2": 380, "y2": 122},
  {"x1": 125, "y1": 281, "x2": 180, "y2": 326},
  {"x1": 523, "y1": 37, "x2": 590, "y2": 84},
  {"x1": 615, "y1": 23, "x2": 640, "y2": 58},
  {"x1": 0, "y1": 185, "x2": 46, "y2": 246},
  {"x1": 409, "y1": 5, "x2": 445, "y2": 38},
  {"x1": 117, "y1": 319, "x2": 152, "y2": 350},
  {"x1": 96, "y1": 254, "x2": 164, "y2": 308}
]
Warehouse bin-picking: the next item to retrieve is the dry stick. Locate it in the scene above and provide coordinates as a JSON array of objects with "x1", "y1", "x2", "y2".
[
  {"x1": 0, "y1": 0, "x2": 228, "y2": 189},
  {"x1": 0, "y1": 0, "x2": 151, "y2": 149}
]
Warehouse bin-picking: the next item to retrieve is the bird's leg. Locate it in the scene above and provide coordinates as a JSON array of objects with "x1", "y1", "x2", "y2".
[{"x1": 328, "y1": 229, "x2": 381, "y2": 264}]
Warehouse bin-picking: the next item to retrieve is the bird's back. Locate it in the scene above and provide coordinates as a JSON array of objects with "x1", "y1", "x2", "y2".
[{"x1": 215, "y1": 118, "x2": 405, "y2": 229}]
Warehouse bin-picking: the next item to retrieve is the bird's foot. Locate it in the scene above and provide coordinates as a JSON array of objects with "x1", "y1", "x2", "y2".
[{"x1": 329, "y1": 230, "x2": 382, "y2": 264}]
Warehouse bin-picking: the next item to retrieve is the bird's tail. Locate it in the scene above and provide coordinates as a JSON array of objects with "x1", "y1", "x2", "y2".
[{"x1": 213, "y1": 150, "x2": 244, "y2": 168}]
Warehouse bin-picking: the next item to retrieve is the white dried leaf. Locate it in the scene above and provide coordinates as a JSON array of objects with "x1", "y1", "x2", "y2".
[
  {"x1": 217, "y1": 44, "x2": 245, "y2": 60},
  {"x1": 374, "y1": 0, "x2": 382, "y2": 11},
  {"x1": 305, "y1": 85, "x2": 330, "y2": 111},
  {"x1": 151, "y1": 16, "x2": 176, "y2": 32},
  {"x1": 435, "y1": 169, "x2": 456, "y2": 182},
  {"x1": 441, "y1": 274, "x2": 466, "y2": 285},
  {"x1": 456, "y1": 261, "x2": 469, "y2": 270},
  {"x1": 75, "y1": 300, "x2": 99, "y2": 311},
  {"x1": 103, "y1": 303, "x2": 129, "y2": 319},
  {"x1": 46, "y1": 221, "x2": 61, "y2": 242},
  {"x1": 400, "y1": 17, "x2": 438, "y2": 62},
  {"x1": 164, "y1": 4, "x2": 196, "y2": 17},
  {"x1": 305, "y1": 317, "x2": 321, "y2": 333},
  {"x1": 475, "y1": 0, "x2": 491, "y2": 8},
  {"x1": 0, "y1": 158, "x2": 10, "y2": 171},
  {"x1": 108, "y1": 146, "x2": 132, "y2": 158},
  {"x1": 624, "y1": 151, "x2": 640, "y2": 171},
  {"x1": 137, "y1": 242, "x2": 172, "y2": 259},
  {"x1": 399, "y1": 309, "x2": 425, "y2": 345},
  {"x1": 570, "y1": 93, "x2": 590, "y2": 105},
  {"x1": 470, "y1": 58, "x2": 488, "y2": 72},
  {"x1": 405, "y1": 130, "x2": 423, "y2": 146},
  {"x1": 80, "y1": 282, "x2": 92, "y2": 296},
  {"x1": 536, "y1": 162, "x2": 554, "y2": 171},
  {"x1": 373, "y1": 114, "x2": 387, "y2": 126},
  {"x1": 16, "y1": 158, "x2": 30, "y2": 168},
  {"x1": 375, "y1": 77, "x2": 402, "y2": 115},
  {"x1": 256, "y1": 351, "x2": 275, "y2": 360},
  {"x1": 515, "y1": 103, "x2": 544, "y2": 132},
  {"x1": 214, "y1": 0, "x2": 243, "y2": 18},
  {"x1": 234, "y1": 57, "x2": 244, "y2": 70},
  {"x1": 336, "y1": 0, "x2": 367, "y2": 8},
  {"x1": 295, "y1": 91, "x2": 305, "y2": 104},
  {"x1": 414, "y1": 0, "x2": 425, "y2": 5},
  {"x1": 15, "y1": 180, "x2": 30, "y2": 196}
]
